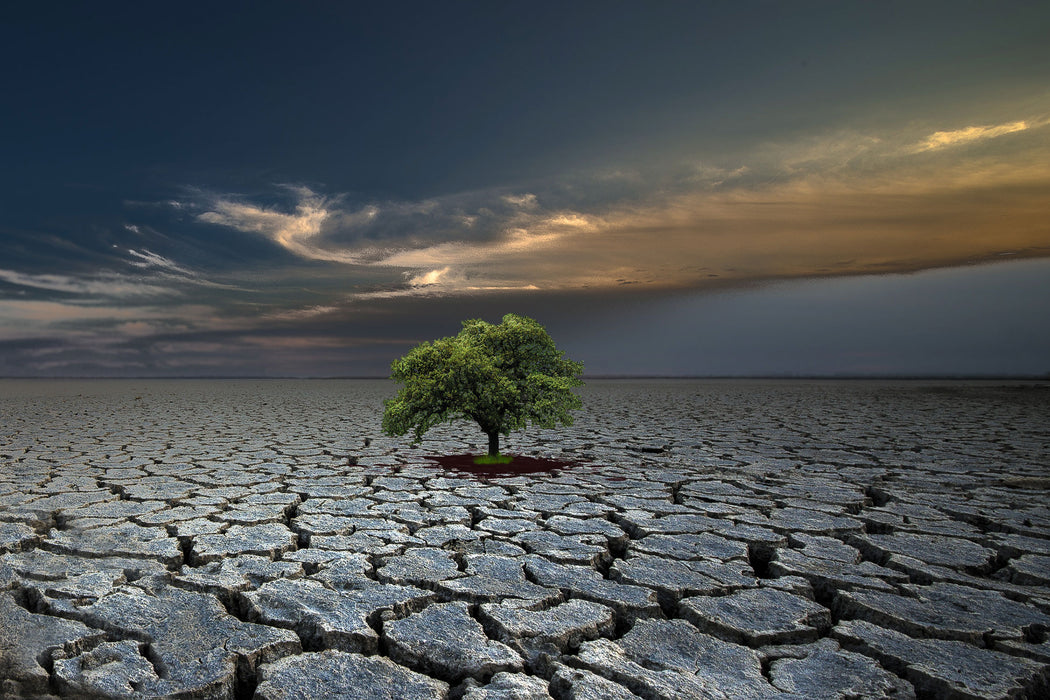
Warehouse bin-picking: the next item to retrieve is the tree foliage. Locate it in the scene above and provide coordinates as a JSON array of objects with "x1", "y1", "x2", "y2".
[{"x1": 382, "y1": 314, "x2": 584, "y2": 455}]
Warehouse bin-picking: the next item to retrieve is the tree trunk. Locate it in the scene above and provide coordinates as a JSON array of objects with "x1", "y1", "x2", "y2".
[{"x1": 487, "y1": 431, "x2": 500, "y2": 456}]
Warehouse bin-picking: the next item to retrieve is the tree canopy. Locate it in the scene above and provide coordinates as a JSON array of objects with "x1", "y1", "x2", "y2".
[{"x1": 382, "y1": 314, "x2": 584, "y2": 456}]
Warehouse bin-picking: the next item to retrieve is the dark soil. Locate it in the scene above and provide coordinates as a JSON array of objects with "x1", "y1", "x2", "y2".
[{"x1": 426, "y1": 453, "x2": 578, "y2": 478}]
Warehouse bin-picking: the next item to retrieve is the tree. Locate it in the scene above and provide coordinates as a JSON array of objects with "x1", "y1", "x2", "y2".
[{"x1": 382, "y1": 314, "x2": 584, "y2": 456}]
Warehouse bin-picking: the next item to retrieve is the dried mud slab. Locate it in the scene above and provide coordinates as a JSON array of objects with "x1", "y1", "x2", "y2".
[{"x1": 2, "y1": 379, "x2": 1049, "y2": 698}]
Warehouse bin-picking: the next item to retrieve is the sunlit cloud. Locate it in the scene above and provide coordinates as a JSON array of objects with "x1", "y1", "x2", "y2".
[
  {"x1": 195, "y1": 187, "x2": 378, "y2": 265},
  {"x1": 406, "y1": 266, "x2": 452, "y2": 286},
  {"x1": 179, "y1": 111, "x2": 1050, "y2": 305},
  {"x1": 913, "y1": 120, "x2": 1029, "y2": 152},
  {"x1": 266, "y1": 304, "x2": 340, "y2": 321}
]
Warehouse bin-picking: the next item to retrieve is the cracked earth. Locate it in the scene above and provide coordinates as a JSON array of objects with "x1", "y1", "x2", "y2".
[{"x1": 1, "y1": 378, "x2": 1048, "y2": 699}]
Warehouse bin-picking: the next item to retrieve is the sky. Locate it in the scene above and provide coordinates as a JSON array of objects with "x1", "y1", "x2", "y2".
[{"x1": 1, "y1": 2, "x2": 1049, "y2": 377}]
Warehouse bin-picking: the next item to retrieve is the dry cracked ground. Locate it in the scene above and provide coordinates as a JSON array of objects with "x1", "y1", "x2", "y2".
[{"x1": 1, "y1": 378, "x2": 1049, "y2": 700}]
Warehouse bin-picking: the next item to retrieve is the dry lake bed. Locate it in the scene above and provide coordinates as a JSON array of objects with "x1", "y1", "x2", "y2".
[{"x1": 2, "y1": 378, "x2": 1049, "y2": 699}]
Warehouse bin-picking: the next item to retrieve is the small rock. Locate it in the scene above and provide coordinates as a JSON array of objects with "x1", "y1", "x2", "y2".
[
  {"x1": 0, "y1": 591, "x2": 106, "y2": 697},
  {"x1": 549, "y1": 664, "x2": 641, "y2": 700},
  {"x1": 461, "y1": 672, "x2": 553, "y2": 699},
  {"x1": 384, "y1": 601, "x2": 523, "y2": 682},
  {"x1": 192, "y1": 523, "x2": 297, "y2": 564},
  {"x1": 572, "y1": 619, "x2": 776, "y2": 699},
  {"x1": 834, "y1": 618, "x2": 1048, "y2": 700},
  {"x1": 437, "y1": 555, "x2": 560, "y2": 605},
  {"x1": 42, "y1": 522, "x2": 182, "y2": 567},
  {"x1": 1001, "y1": 553, "x2": 1050, "y2": 586},
  {"x1": 834, "y1": 581, "x2": 1050, "y2": 645},
  {"x1": 480, "y1": 598, "x2": 615, "y2": 663},
  {"x1": 512, "y1": 530, "x2": 611, "y2": 567},
  {"x1": 254, "y1": 650, "x2": 449, "y2": 699},
  {"x1": 523, "y1": 556, "x2": 660, "y2": 622},
  {"x1": 629, "y1": 532, "x2": 748, "y2": 561},
  {"x1": 53, "y1": 640, "x2": 162, "y2": 698},
  {"x1": 59, "y1": 581, "x2": 300, "y2": 698},
  {"x1": 0, "y1": 522, "x2": 39, "y2": 554},
  {"x1": 679, "y1": 587, "x2": 831, "y2": 645},
  {"x1": 244, "y1": 577, "x2": 433, "y2": 653},
  {"x1": 767, "y1": 638, "x2": 916, "y2": 698},
  {"x1": 610, "y1": 555, "x2": 728, "y2": 607}
]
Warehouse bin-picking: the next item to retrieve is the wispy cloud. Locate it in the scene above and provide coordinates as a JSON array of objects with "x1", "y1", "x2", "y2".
[
  {"x1": 195, "y1": 187, "x2": 378, "y2": 265},
  {"x1": 126, "y1": 248, "x2": 196, "y2": 276},
  {"x1": 912, "y1": 120, "x2": 1029, "y2": 152},
  {"x1": 0, "y1": 268, "x2": 174, "y2": 298},
  {"x1": 184, "y1": 112, "x2": 1050, "y2": 302}
]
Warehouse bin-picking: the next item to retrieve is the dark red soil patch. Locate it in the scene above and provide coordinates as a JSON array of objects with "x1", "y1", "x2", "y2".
[{"x1": 426, "y1": 453, "x2": 578, "y2": 478}]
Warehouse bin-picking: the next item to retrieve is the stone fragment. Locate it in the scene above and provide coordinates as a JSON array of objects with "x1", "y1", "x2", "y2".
[
  {"x1": 191, "y1": 523, "x2": 297, "y2": 564},
  {"x1": 1001, "y1": 553, "x2": 1050, "y2": 586},
  {"x1": 243, "y1": 577, "x2": 433, "y2": 653},
  {"x1": 709, "y1": 521, "x2": 788, "y2": 548},
  {"x1": 296, "y1": 497, "x2": 375, "y2": 517},
  {"x1": 64, "y1": 499, "x2": 167, "y2": 522},
  {"x1": 0, "y1": 591, "x2": 106, "y2": 697},
  {"x1": 42, "y1": 522, "x2": 182, "y2": 566},
  {"x1": 787, "y1": 533, "x2": 863, "y2": 563},
  {"x1": 994, "y1": 637, "x2": 1050, "y2": 664},
  {"x1": 477, "y1": 517, "x2": 542, "y2": 536},
  {"x1": 0, "y1": 548, "x2": 167, "y2": 586},
  {"x1": 768, "y1": 547, "x2": 904, "y2": 596},
  {"x1": 43, "y1": 570, "x2": 128, "y2": 601},
  {"x1": 572, "y1": 619, "x2": 777, "y2": 699},
  {"x1": 308, "y1": 553, "x2": 374, "y2": 590},
  {"x1": 60, "y1": 581, "x2": 300, "y2": 698},
  {"x1": 309, "y1": 532, "x2": 406, "y2": 556},
  {"x1": 549, "y1": 664, "x2": 641, "y2": 700},
  {"x1": 545, "y1": 515, "x2": 627, "y2": 542},
  {"x1": 767, "y1": 638, "x2": 916, "y2": 698},
  {"x1": 461, "y1": 672, "x2": 553, "y2": 699},
  {"x1": 853, "y1": 532, "x2": 997, "y2": 573},
  {"x1": 121, "y1": 479, "x2": 198, "y2": 500},
  {"x1": 254, "y1": 650, "x2": 449, "y2": 700},
  {"x1": 834, "y1": 619, "x2": 1048, "y2": 700},
  {"x1": 170, "y1": 517, "x2": 227, "y2": 536},
  {"x1": 414, "y1": 523, "x2": 485, "y2": 546},
  {"x1": 133, "y1": 504, "x2": 219, "y2": 525},
  {"x1": 384, "y1": 601, "x2": 523, "y2": 682},
  {"x1": 522, "y1": 556, "x2": 660, "y2": 622},
  {"x1": 480, "y1": 598, "x2": 615, "y2": 663},
  {"x1": 680, "y1": 587, "x2": 831, "y2": 645},
  {"x1": 514, "y1": 492, "x2": 587, "y2": 513},
  {"x1": 214, "y1": 503, "x2": 289, "y2": 525},
  {"x1": 630, "y1": 532, "x2": 748, "y2": 561},
  {"x1": 437, "y1": 555, "x2": 560, "y2": 605},
  {"x1": 558, "y1": 500, "x2": 617, "y2": 518},
  {"x1": 174, "y1": 554, "x2": 303, "y2": 607},
  {"x1": 765, "y1": 507, "x2": 864, "y2": 536},
  {"x1": 834, "y1": 582, "x2": 1050, "y2": 644},
  {"x1": 0, "y1": 522, "x2": 38, "y2": 554},
  {"x1": 512, "y1": 530, "x2": 610, "y2": 567},
  {"x1": 16, "y1": 490, "x2": 118, "y2": 513},
  {"x1": 610, "y1": 555, "x2": 731, "y2": 607},
  {"x1": 613, "y1": 511, "x2": 722, "y2": 538},
  {"x1": 291, "y1": 512, "x2": 355, "y2": 539},
  {"x1": 376, "y1": 547, "x2": 463, "y2": 587},
  {"x1": 53, "y1": 640, "x2": 162, "y2": 698}
]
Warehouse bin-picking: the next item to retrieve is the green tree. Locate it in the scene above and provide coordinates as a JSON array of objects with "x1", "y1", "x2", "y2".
[{"x1": 382, "y1": 314, "x2": 584, "y2": 456}]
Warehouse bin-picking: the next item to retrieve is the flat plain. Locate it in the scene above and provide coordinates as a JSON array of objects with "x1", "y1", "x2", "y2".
[{"x1": 1, "y1": 378, "x2": 1049, "y2": 699}]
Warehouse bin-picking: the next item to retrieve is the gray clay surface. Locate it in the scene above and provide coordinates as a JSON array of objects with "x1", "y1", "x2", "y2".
[{"x1": 1, "y1": 378, "x2": 1049, "y2": 698}]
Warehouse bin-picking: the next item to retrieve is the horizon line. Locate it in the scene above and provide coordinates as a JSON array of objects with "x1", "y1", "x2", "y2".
[{"x1": 2, "y1": 373, "x2": 1048, "y2": 381}]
